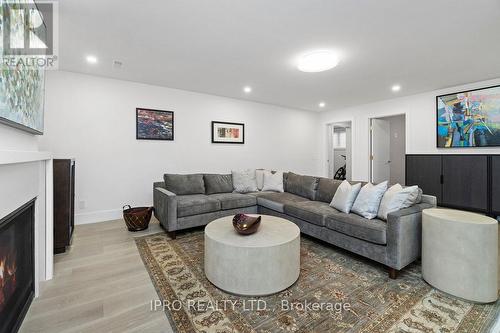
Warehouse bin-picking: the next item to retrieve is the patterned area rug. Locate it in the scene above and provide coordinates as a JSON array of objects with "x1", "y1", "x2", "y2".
[{"x1": 135, "y1": 231, "x2": 499, "y2": 333}]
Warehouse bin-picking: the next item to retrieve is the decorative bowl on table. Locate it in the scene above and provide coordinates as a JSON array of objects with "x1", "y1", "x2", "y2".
[{"x1": 232, "y1": 214, "x2": 261, "y2": 235}]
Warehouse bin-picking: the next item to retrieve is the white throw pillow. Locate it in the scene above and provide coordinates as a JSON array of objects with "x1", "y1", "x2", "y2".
[
  {"x1": 255, "y1": 169, "x2": 266, "y2": 191},
  {"x1": 351, "y1": 181, "x2": 388, "y2": 219},
  {"x1": 330, "y1": 180, "x2": 362, "y2": 214},
  {"x1": 232, "y1": 169, "x2": 258, "y2": 193},
  {"x1": 262, "y1": 170, "x2": 284, "y2": 192},
  {"x1": 377, "y1": 184, "x2": 419, "y2": 221}
]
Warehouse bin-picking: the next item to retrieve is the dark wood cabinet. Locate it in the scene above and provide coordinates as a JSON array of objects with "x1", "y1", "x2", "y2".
[
  {"x1": 53, "y1": 159, "x2": 75, "y2": 254},
  {"x1": 406, "y1": 154, "x2": 498, "y2": 216},
  {"x1": 441, "y1": 155, "x2": 488, "y2": 212},
  {"x1": 406, "y1": 155, "x2": 442, "y2": 203},
  {"x1": 492, "y1": 156, "x2": 500, "y2": 216}
]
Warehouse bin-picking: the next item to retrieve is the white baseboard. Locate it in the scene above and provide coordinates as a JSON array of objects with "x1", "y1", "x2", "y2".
[{"x1": 75, "y1": 209, "x2": 123, "y2": 225}]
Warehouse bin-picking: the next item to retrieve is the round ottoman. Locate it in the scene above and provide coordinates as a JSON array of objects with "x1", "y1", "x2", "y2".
[
  {"x1": 204, "y1": 214, "x2": 300, "y2": 296},
  {"x1": 422, "y1": 208, "x2": 498, "y2": 303}
]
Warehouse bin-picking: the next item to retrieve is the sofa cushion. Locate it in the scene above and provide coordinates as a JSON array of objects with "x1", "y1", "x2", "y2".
[
  {"x1": 285, "y1": 172, "x2": 319, "y2": 200},
  {"x1": 256, "y1": 192, "x2": 310, "y2": 213},
  {"x1": 284, "y1": 201, "x2": 338, "y2": 226},
  {"x1": 164, "y1": 174, "x2": 205, "y2": 195},
  {"x1": 208, "y1": 193, "x2": 257, "y2": 210},
  {"x1": 204, "y1": 174, "x2": 233, "y2": 194},
  {"x1": 325, "y1": 213, "x2": 387, "y2": 245},
  {"x1": 176, "y1": 194, "x2": 221, "y2": 218},
  {"x1": 316, "y1": 178, "x2": 343, "y2": 203}
]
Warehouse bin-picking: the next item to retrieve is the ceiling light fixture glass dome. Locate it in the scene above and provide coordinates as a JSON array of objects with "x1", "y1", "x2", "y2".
[{"x1": 297, "y1": 50, "x2": 340, "y2": 73}]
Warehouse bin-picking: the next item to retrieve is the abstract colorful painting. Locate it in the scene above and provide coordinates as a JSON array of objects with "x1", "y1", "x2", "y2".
[
  {"x1": 0, "y1": 66, "x2": 45, "y2": 134},
  {"x1": 211, "y1": 121, "x2": 245, "y2": 144},
  {"x1": 0, "y1": 1, "x2": 46, "y2": 134},
  {"x1": 437, "y1": 85, "x2": 500, "y2": 148},
  {"x1": 136, "y1": 108, "x2": 174, "y2": 140}
]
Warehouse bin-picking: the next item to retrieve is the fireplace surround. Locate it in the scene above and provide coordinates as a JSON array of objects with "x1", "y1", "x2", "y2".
[{"x1": 0, "y1": 199, "x2": 35, "y2": 333}]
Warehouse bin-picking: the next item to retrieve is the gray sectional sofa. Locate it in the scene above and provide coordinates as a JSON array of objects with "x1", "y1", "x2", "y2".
[{"x1": 153, "y1": 172, "x2": 436, "y2": 278}]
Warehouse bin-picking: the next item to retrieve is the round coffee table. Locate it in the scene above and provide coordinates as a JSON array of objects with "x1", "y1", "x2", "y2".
[{"x1": 204, "y1": 214, "x2": 300, "y2": 296}]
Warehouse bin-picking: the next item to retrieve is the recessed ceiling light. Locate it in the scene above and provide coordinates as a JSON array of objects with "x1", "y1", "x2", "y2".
[
  {"x1": 86, "y1": 55, "x2": 98, "y2": 64},
  {"x1": 319, "y1": 102, "x2": 326, "y2": 108},
  {"x1": 297, "y1": 50, "x2": 340, "y2": 73},
  {"x1": 391, "y1": 84, "x2": 401, "y2": 92},
  {"x1": 243, "y1": 86, "x2": 252, "y2": 93}
]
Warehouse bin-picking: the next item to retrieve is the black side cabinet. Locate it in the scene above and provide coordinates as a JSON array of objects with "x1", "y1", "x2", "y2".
[
  {"x1": 406, "y1": 155, "x2": 442, "y2": 203},
  {"x1": 441, "y1": 155, "x2": 488, "y2": 212},
  {"x1": 53, "y1": 159, "x2": 75, "y2": 254},
  {"x1": 406, "y1": 154, "x2": 497, "y2": 216},
  {"x1": 492, "y1": 156, "x2": 500, "y2": 216}
]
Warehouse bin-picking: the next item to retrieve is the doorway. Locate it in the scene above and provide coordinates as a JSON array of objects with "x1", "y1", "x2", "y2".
[
  {"x1": 327, "y1": 121, "x2": 352, "y2": 180},
  {"x1": 370, "y1": 114, "x2": 406, "y2": 184}
]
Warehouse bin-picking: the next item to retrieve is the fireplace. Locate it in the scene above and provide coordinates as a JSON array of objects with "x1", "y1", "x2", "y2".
[{"x1": 0, "y1": 199, "x2": 35, "y2": 333}]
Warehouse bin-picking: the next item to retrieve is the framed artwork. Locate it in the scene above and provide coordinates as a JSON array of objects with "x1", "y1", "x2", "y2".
[
  {"x1": 437, "y1": 85, "x2": 500, "y2": 148},
  {"x1": 211, "y1": 121, "x2": 245, "y2": 144},
  {"x1": 0, "y1": 67, "x2": 45, "y2": 134},
  {"x1": 136, "y1": 108, "x2": 174, "y2": 141}
]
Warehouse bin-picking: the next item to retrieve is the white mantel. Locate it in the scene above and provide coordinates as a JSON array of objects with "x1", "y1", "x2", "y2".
[
  {"x1": 0, "y1": 150, "x2": 52, "y2": 165},
  {"x1": 0, "y1": 150, "x2": 54, "y2": 295}
]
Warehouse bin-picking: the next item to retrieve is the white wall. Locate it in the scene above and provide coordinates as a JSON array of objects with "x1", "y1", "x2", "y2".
[
  {"x1": 40, "y1": 71, "x2": 321, "y2": 224},
  {"x1": 320, "y1": 78, "x2": 500, "y2": 181},
  {"x1": 0, "y1": 122, "x2": 40, "y2": 151}
]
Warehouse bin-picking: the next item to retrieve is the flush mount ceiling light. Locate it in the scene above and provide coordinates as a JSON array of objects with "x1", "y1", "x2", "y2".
[
  {"x1": 243, "y1": 86, "x2": 252, "y2": 93},
  {"x1": 297, "y1": 50, "x2": 340, "y2": 73},
  {"x1": 86, "y1": 55, "x2": 98, "y2": 64},
  {"x1": 319, "y1": 102, "x2": 326, "y2": 108},
  {"x1": 391, "y1": 84, "x2": 401, "y2": 92}
]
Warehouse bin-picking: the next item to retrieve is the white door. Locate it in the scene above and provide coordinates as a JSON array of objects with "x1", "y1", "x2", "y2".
[{"x1": 371, "y1": 119, "x2": 391, "y2": 183}]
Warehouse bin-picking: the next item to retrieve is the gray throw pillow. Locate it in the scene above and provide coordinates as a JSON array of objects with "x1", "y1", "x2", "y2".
[
  {"x1": 286, "y1": 172, "x2": 319, "y2": 200},
  {"x1": 232, "y1": 169, "x2": 258, "y2": 193},
  {"x1": 164, "y1": 174, "x2": 205, "y2": 195},
  {"x1": 204, "y1": 174, "x2": 233, "y2": 194}
]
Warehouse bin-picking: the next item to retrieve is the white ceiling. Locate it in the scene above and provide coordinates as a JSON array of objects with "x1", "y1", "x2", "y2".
[{"x1": 58, "y1": 0, "x2": 500, "y2": 112}]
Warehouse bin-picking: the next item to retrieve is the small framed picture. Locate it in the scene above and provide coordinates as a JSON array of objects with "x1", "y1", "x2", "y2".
[
  {"x1": 211, "y1": 121, "x2": 245, "y2": 144},
  {"x1": 136, "y1": 108, "x2": 174, "y2": 141}
]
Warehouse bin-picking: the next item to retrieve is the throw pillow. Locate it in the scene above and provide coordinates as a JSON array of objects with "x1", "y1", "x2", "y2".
[
  {"x1": 164, "y1": 174, "x2": 205, "y2": 195},
  {"x1": 262, "y1": 170, "x2": 284, "y2": 192},
  {"x1": 377, "y1": 184, "x2": 419, "y2": 220},
  {"x1": 232, "y1": 169, "x2": 258, "y2": 193},
  {"x1": 351, "y1": 181, "x2": 388, "y2": 219},
  {"x1": 255, "y1": 169, "x2": 266, "y2": 191},
  {"x1": 330, "y1": 180, "x2": 362, "y2": 214}
]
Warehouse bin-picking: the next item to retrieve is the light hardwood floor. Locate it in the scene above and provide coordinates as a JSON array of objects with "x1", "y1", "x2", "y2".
[{"x1": 20, "y1": 218, "x2": 173, "y2": 333}]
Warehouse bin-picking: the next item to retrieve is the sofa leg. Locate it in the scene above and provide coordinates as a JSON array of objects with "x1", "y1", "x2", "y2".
[
  {"x1": 167, "y1": 231, "x2": 176, "y2": 240},
  {"x1": 388, "y1": 268, "x2": 399, "y2": 279}
]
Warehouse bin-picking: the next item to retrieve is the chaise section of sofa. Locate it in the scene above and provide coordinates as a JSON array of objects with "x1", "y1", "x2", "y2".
[
  {"x1": 153, "y1": 171, "x2": 436, "y2": 278},
  {"x1": 153, "y1": 174, "x2": 257, "y2": 239}
]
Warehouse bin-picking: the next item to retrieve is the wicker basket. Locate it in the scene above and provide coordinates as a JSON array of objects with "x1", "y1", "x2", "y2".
[{"x1": 123, "y1": 205, "x2": 153, "y2": 231}]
